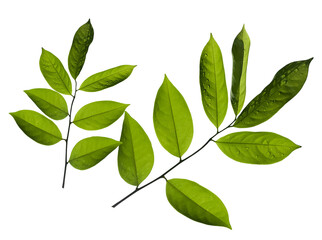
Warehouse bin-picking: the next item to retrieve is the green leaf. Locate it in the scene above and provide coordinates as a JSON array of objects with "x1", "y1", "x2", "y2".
[
  {"x1": 68, "y1": 19, "x2": 94, "y2": 79},
  {"x1": 234, "y1": 58, "x2": 313, "y2": 128},
  {"x1": 231, "y1": 25, "x2": 251, "y2": 116},
  {"x1": 166, "y1": 178, "x2": 231, "y2": 228},
  {"x1": 79, "y1": 65, "x2": 136, "y2": 92},
  {"x1": 73, "y1": 101, "x2": 129, "y2": 130},
  {"x1": 215, "y1": 131, "x2": 301, "y2": 164},
  {"x1": 69, "y1": 136, "x2": 121, "y2": 170},
  {"x1": 24, "y1": 88, "x2": 68, "y2": 120},
  {"x1": 39, "y1": 48, "x2": 72, "y2": 95},
  {"x1": 200, "y1": 33, "x2": 228, "y2": 129},
  {"x1": 118, "y1": 112, "x2": 154, "y2": 186},
  {"x1": 153, "y1": 75, "x2": 193, "y2": 158},
  {"x1": 10, "y1": 110, "x2": 62, "y2": 145}
]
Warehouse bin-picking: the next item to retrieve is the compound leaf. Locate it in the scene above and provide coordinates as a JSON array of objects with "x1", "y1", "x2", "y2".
[
  {"x1": 79, "y1": 65, "x2": 136, "y2": 92},
  {"x1": 166, "y1": 178, "x2": 231, "y2": 228},
  {"x1": 10, "y1": 110, "x2": 62, "y2": 145},
  {"x1": 73, "y1": 101, "x2": 129, "y2": 130},
  {"x1": 69, "y1": 136, "x2": 121, "y2": 170},
  {"x1": 234, "y1": 58, "x2": 313, "y2": 128},
  {"x1": 200, "y1": 34, "x2": 228, "y2": 129},
  {"x1": 68, "y1": 19, "x2": 94, "y2": 79},
  {"x1": 118, "y1": 112, "x2": 154, "y2": 186},
  {"x1": 153, "y1": 75, "x2": 193, "y2": 158},
  {"x1": 24, "y1": 88, "x2": 68, "y2": 120},
  {"x1": 39, "y1": 48, "x2": 72, "y2": 95},
  {"x1": 216, "y1": 131, "x2": 300, "y2": 164},
  {"x1": 231, "y1": 25, "x2": 251, "y2": 116}
]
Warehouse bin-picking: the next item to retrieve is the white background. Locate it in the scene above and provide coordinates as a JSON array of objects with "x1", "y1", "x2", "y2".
[{"x1": 1, "y1": 0, "x2": 321, "y2": 239}]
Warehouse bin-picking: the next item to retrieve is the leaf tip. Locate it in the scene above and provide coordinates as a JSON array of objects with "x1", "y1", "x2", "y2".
[
  {"x1": 210, "y1": 33, "x2": 214, "y2": 40},
  {"x1": 306, "y1": 57, "x2": 313, "y2": 65},
  {"x1": 87, "y1": 18, "x2": 91, "y2": 24}
]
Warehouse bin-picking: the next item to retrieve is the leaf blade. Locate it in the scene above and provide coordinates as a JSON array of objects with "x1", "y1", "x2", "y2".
[
  {"x1": 153, "y1": 75, "x2": 193, "y2": 158},
  {"x1": 166, "y1": 178, "x2": 231, "y2": 228},
  {"x1": 216, "y1": 131, "x2": 300, "y2": 164}
]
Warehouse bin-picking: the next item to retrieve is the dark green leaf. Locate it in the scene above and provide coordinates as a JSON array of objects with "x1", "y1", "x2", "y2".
[
  {"x1": 79, "y1": 65, "x2": 136, "y2": 92},
  {"x1": 39, "y1": 48, "x2": 72, "y2": 95},
  {"x1": 200, "y1": 33, "x2": 228, "y2": 128},
  {"x1": 234, "y1": 58, "x2": 313, "y2": 128},
  {"x1": 73, "y1": 101, "x2": 129, "y2": 130},
  {"x1": 68, "y1": 19, "x2": 94, "y2": 79},
  {"x1": 166, "y1": 178, "x2": 231, "y2": 228},
  {"x1": 153, "y1": 75, "x2": 193, "y2": 158},
  {"x1": 24, "y1": 88, "x2": 68, "y2": 120},
  {"x1": 231, "y1": 25, "x2": 251, "y2": 116},
  {"x1": 216, "y1": 131, "x2": 300, "y2": 164},
  {"x1": 118, "y1": 112, "x2": 154, "y2": 186},
  {"x1": 10, "y1": 110, "x2": 62, "y2": 145},
  {"x1": 69, "y1": 136, "x2": 121, "y2": 170}
]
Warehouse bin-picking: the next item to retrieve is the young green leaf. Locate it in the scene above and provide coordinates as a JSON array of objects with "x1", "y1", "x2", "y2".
[
  {"x1": 166, "y1": 178, "x2": 231, "y2": 228},
  {"x1": 215, "y1": 131, "x2": 300, "y2": 164},
  {"x1": 68, "y1": 19, "x2": 94, "y2": 79},
  {"x1": 39, "y1": 48, "x2": 72, "y2": 95},
  {"x1": 200, "y1": 33, "x2": 228, "y2": 129},
  {"x1": 231, "y1": 25, "x2": 250, "y2": 116},
  {"x1": 10, "y1": 110, "x2": 62, "y2": 145},
  {"x1": 79, "y1": 65, "x2": 136, "y2": 92},
  {"x1": 234, "y1": 58, "x2": 313, "y2": 128},
  {"x1": 153, "y1": 75, "x2": 193, "y2": 158},
  {"x1": 69, "y1": 137, "x2": 121, "y2": 170},
  {"x1": 24, "y1": 88, "x2": 68, "y2": 120},
  {"x1": 118, "y1": 112, "x2": 154, "y2": 186},
  {"x1": 73, "y1": 101, "x2": 129, "y2": 130}
]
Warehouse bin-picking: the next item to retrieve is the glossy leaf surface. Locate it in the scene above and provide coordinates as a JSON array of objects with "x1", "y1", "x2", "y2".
[
  {"x1": 200, "y1": 34, "x2": 228, "y2": 128},
  {"x1": 216, "y1": 131, "x2": 300, "y2": 164},
  {"x1": 39, "y1": 48, "x2": 72, "y2": 95},
  {"x1": 153, "y1": 75, "x2": 193, "y2": 158},
  {"x1": 69, "y1": 137, "x2": 121, "y2": 170},
  {"x1": 166, "y1": 178, "x2": 231, "y2": 228},
  {"x1": 24, "y1": 88, "x2": 68, "y2": 120},
  {"x1": 10, "y1": 110, "x2": 62, "y2": 145},
  {"x1": 79, "y1": 65, "x2": 136, "y2": 92},
  {"x1": 68, "y1": 19, "x2": 94, "y2": 79},
  {"x1": 231, "y1": 25, "x2": 250, "y2": 116},
  {"x1": 234, "y1": 58, "x2": 313, "y2": 128},
  {"x1": 118, "y1": 112, "x2": 154, "y2": 186},
  {"x1": 73, "y1": 101, "x2": 128, "y2": 130}
]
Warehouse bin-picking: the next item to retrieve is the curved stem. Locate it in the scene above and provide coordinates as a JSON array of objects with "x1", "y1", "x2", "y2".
[
  {"x1": 112, "y1": 119, "x2": 235, "y2": 207},
  {"x1": 62, "y1": 81, "x2": 78, "y2": 188}
]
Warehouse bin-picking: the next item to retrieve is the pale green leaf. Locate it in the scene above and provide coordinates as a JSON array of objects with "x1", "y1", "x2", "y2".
[
  {"x1": 79, "y1": 65, "x2": 136, "y2": 92},
  {"x1": 24, "y1": 88, "x2": 68, "y2": 120},
  {"x1": 166, "y1": 178, "x2": 231, "y2": 228},
  {"x1": 10, "y1": 110, "x2": 62, "y2": 145},
  {"x1": 73, "y1": 101, "x2": 129, "y2": 130},
  {"x1": 200, "y1": 33, "x2": 228, "y2": 128},
  {"x1": 118, "y1": 112, "x2": 154, "y2": 186},
  {"x1": 69, "y1": 136, "x2": 121, "y2": 170},
  {"x1": 153, "y1": 75, "x2": 193, "y2": 158},
  {"x1": 39, "y1": 48, "x2": 72, "y2": 95}
]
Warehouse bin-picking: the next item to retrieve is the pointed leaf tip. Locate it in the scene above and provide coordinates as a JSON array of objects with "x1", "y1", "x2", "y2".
[{"x1": 306, "y1": 57, "x2": 313, "y2": 65}]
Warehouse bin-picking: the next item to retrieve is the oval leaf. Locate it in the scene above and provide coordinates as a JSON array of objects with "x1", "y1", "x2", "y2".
[
  {"x1": 231, "y1": 25, "x2": 251, "y2": 116},
  {"x1": 216, "y1": 131, "x2": 300, "y2": 164},
  {"x1": 73, "y1": 101, "x2": 129, "y2": 130},
  {"x1": 10, "y1": 110, "x2": 62, "y2": 145},
  {"x1": 68, "y1": 19, "x2": 94, "y2": 79},
  {"x1": 200, "y1": 33, "x2": 228, "y2": 128},
  {"x1": 69, "y1": 136, "x2": 121, "y2": 170},
  {"x1": 79, "y1": 65, "x2": 136, "y2": 92},
  {"x1": 118, "y1": 112, "x2": 154, "y2": 186},
  {"x1": 39, "y1": 48, "x2": 72, "y2": 95},
  {"x1": 24, "y1": 88, "x2": 68, "y2": 120},
  {"x1": 153, "y1": 75, "x2": 193, "y2": 158},
  {"x1": 166, "y1": 178, "x2": 231, "y2": 228},
  {"x1": 234, "y1": 58, "x2": 313, "y2": 128}
]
